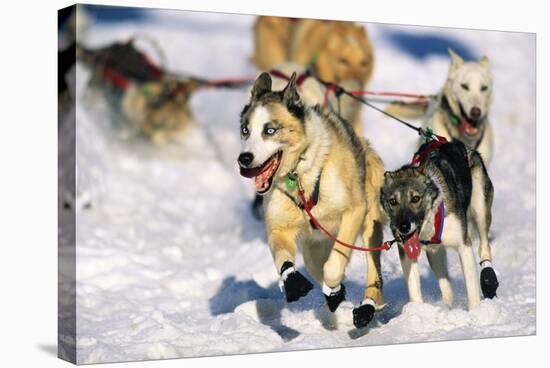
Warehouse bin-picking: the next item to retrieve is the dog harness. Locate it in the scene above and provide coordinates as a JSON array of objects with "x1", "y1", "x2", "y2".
[
  {"x1": 400, "y1": 136, "x2": 448, "y2": 260},
  {"x1": 269, "y1": 69, "x2": 310, "y2": 87},
  {"x1": 422, "y1": 202, "x2": 445, "y2": 245},
  {"x1": 89, "y1": 41, "x2": 164, "y2": 92}
]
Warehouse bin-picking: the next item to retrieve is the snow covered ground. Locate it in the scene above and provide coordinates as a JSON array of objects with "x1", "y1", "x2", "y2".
[{"x1": 58, "y1": 8, "x2": 536, "y2": 364}]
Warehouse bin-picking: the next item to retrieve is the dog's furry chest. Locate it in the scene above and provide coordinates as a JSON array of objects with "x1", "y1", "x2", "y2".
[{"x1": 264, "y1": 168, "x2": 350, "y2": 234}]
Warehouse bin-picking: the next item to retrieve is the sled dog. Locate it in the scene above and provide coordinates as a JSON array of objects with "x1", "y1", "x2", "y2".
[
  {"x1": 387, "y1": 49, "x2": 494, "y2": 165},
  {"x1": 238, "y1": 72, "x2": 385, "y2": 328},
  {"x1": 77, "y1": 41, "x2": 197, "y2": 145},
  {"x1": 252, "y1": 17, "x2": 374, "y2": 134},
  {"x1": 250, "y1": 63, "x2": 364, "y2": 220},
  {"x1": 380, "y1": 140, "x2": 499, "y2": 310}
]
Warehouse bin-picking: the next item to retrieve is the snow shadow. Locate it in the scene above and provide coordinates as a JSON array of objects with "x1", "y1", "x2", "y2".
[
  {"x1": 210, "y1": 265, "x2": 468, "y2": 341},
  {"x1": 385, "y1": 31, "x2": 477, "y2": 60},
  {"x1": 209, "y1": 268, "x2": 371, "y2": 341},
  {"x1": 209, "y1": 275, "x2": 299, "y2": 341}
]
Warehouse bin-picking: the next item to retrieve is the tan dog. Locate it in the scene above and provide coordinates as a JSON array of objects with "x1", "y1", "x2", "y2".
[
  {"x1": 251, "y1": 16, "x2": 296, "y2": 72},
  {"x1": 251, "y1": 17, "x2": 375, "y2": 134},
  {"x1": 238, "y1": 72, "x2": 385, "y2": 328}
]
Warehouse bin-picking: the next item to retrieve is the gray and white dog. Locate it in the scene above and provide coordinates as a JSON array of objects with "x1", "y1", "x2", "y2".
[{"x1": 381, "y1": 140, "x2": 498, "y2": 310}]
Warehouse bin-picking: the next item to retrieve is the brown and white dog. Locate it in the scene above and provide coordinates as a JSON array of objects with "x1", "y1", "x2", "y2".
[
  {"x1": 251, "y1": 17, "x2": 375, "y2": 134},
  {"x1": 238, "y1": 72, "x2": 386, "y2": 328}
]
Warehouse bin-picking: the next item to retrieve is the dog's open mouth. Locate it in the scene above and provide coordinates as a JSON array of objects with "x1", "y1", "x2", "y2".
[
  {"x1": 399, "y1": 230, "x2": 418, "y2": 244},
  {"x1": 460, "y1": 118, "x2": 479, "y2": 136},
  {"x1": 239, "y1": 151, "x2": 282, "y2": 194},
  {"x1": 458, "y1": 104, "x2": 479, "y2": 136}
]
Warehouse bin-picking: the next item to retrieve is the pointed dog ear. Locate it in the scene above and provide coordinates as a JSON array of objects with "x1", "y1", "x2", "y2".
[
  {"x1": 384, "y1": 171, "x2": 395, "y2": 183},
  {"x1": 479, "y1": 55, "x2": 490, "y2": 68},
  {"x1": 251, "y1": 72, "x2": 272, "y2": 100},
  {"x1": 282, "y1": 72, "x2": 301, "y2": 106},
  {"x1": 448, "y1": 48, "x2": 464, "y2": 70}
]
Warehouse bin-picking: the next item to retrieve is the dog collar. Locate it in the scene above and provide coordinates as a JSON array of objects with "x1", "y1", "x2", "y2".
[{"x1": 441, "y1": 95, "x2": 460, "y2": 126}]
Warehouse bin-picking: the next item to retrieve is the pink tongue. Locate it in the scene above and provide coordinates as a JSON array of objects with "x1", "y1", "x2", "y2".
[
  {"x1": 403, "y1": 232, "x2": 421, "y2": 260},
  {"x1": 255, "y1": 173, "x2": 267, "y2": 191},
  {"x1": 460, "y1": 118, "x2": 478, "y2": 136}
]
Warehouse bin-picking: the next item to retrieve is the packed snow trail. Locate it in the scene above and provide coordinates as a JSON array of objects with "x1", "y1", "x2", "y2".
[{"x1": 58, "y1": 10, "x2": 535, "y2": 364}]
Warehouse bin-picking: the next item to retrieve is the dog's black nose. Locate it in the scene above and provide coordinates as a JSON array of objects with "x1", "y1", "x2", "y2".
[
  {"x1": 238, "y1": 152, "x2": 254, "y2": 167},
  {"x1": 470, "y1": 107, "x2": 481, "y2": 118},
  {"x1": 398, "y1": 222, "x2": 411, "y2": 234}
]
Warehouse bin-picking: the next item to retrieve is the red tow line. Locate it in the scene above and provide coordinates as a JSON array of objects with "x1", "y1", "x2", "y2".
[
  {"x1": 296, "y1": 188, "x2": 393, "y2": 252},
  {"x1": 296, "y1": 134, "x2": 449, "y2": 253}
]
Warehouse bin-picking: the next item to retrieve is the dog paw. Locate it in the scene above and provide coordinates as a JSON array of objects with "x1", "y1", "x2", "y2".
[
  {"x1": 251, "y1": 194, "x2": 264, "y2": 220},
  {"x1": 353, "y1": 302, "x2": 376, "y2": 329},
  {"x1": 280, "y1": 262, "x2": 313, "y2": 303},
  {"x1": 480, "y1": 262, "x2": 499, "y2": 299},
  {"x1": 323, "y1": 283, "x2": 346, "y2": 312}
]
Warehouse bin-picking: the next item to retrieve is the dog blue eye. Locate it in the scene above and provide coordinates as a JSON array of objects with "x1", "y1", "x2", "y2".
[
  {"x1": 265, "y1": 127, "x2": 277, "y2": 135},
  {"x1": 241, "y1": 126, "x2": 249, "y2": 135},
  {"x1": 461, "y1": 83, "x2": 469, "y2": 91}
]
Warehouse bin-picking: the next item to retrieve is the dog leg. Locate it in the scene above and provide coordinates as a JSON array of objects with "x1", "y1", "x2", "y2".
[
  {"x1": 353, "y1": 219, "x2": 384, "y2": 328},
  {"x1": 470, "y1": 151, "x2": 499, "y2": 298},
  {"x1": 426, "y1": 246, "x2": 453, "y2": 306},
  {"x1": 398, "y1": 246, "x2": 423, "y2": 303},
  {"x1": 322, "y1": 206, "x2": 365, "y2": 312},
  {"x1": 457, "y1": 241, "x2": 481, "y2": 310},
  {"x1": 269, "y1": 228, "x2": 313, "y2": 303},
  {"x1": 302, "y1": 238, "x2": 332, "y2": 284}
]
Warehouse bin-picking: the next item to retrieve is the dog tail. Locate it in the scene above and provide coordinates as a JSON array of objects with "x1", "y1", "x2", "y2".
[{"x1": 384, "y1": 100, "x2": 429, "y2": 120}]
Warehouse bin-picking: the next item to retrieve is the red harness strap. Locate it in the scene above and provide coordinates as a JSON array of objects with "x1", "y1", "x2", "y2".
[
  {"x1": 411, "y1": 135, "x2": 448, "y2": 247},
  {"x1": 269, "y1": 69, "x2": 309, "y2": 87},
  {"x1": 101, "y1": 67, "x2": 130, "y2": 91},
  {"x1": 421, "y1": 202, "x2": 445, "y2": 245},
  {"x1": 411, "y1": 135, "x2": 449, "y2": 166},
  {"x1": 297, "y1": 188, "x2": 393, "y2": 252},
  {"x1": 295, "y1": 135, "x2": 449, "y2": 254}
]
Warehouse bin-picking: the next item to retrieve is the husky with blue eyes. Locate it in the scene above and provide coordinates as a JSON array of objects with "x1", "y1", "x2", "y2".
[{"x1": 238, "y1": 72, "x2": 386, "y2": 329}]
